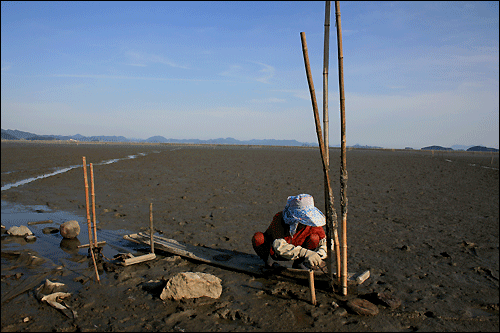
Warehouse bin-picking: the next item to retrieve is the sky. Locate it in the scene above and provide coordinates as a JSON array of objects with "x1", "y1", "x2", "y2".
[{"x1": 1, "y1": 1, "x2": 498, "y2": 149}]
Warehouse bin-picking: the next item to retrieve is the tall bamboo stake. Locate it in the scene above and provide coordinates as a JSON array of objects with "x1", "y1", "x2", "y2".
[
  {"x1": 323, "y1": 0, "x2": 342, "y2": 286},
  {"x1": 323, "y1": 0, "x2": 331, "y2": 163},
  {"x1": 334, "y1": 0, "x2": 348, "y2": 296},
  {"x1": 300, "y1": 31, "x2": 340, "y2": 292},
  {"x1": 83, "y1": 157, "x2": 100, "y2": 284},
  {"x1": 90, "y1": 163, "x2": 98, "y2": 247},
  {"x1": 150, "y1": 203, "x2": 154, "y2": 254}
]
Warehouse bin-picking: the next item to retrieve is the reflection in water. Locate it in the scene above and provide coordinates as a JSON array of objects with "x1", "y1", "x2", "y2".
[{"x1": 60, "y1": 237, "x2": 81, "y2": 254}]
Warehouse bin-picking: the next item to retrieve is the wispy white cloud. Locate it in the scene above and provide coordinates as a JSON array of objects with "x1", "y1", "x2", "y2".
[
  {"x1": 126, "y1": 51, "x2": 190, "y2": 69},
  {"x1": 273, "y1": 89, "x2": 310, "y2": 101},
  {"x1": 124, "y1": 63, "x2": 147, "y2": 67},
  {"x1": 252, "y1": 61, "x2": 275, "y2": 84},
  {"x1": 1, "y1": 62, "x2": 12, "y2": 71},
  {"x1": 250, "y1": 97, "x2": 286, "y2": 103},
  {"x1": 50, "y1": 73, "x2": 233, "y2": 83},
  {"x1": 218, "y1": 61, "x2": 275, "y2": 84}
]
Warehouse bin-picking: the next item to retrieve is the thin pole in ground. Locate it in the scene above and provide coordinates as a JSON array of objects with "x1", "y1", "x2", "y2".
[
  {"x1": 82, "y1": 157, "x2": 100, "y2": 284},
  {"x1": 90, "y1": 163, "x2": 98, "y2": 248},
  {"x1": 334, "y1": 0, "x2": 348, "y2": 296}
]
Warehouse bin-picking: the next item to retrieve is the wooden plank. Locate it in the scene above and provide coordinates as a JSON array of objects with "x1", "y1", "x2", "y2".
[
  {"x1": 77, "y1": 241, "x2": 107, "y2": 249},
  {"x1": 122, "y1": 253, "x2": 156, "y2": 266},
  {"x1": 123, "y1": 233, "x2": 369, "y2": 285}
]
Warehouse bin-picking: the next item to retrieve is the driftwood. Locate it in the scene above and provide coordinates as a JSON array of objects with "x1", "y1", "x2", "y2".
[
  {"x1": 27, "y1": 220, "x2": 53, "y2": 225},
  {"x1": 77, "y1": 241, "x2": 107, "y2": 249},
  {"x1": 121, "y1": 253, "x2": 156, "y2": 266}
]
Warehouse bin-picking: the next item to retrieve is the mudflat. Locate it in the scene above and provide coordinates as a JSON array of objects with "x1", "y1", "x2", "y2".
[{"x1": 1, "y1": 140, "x2": 498, "y2": 332}]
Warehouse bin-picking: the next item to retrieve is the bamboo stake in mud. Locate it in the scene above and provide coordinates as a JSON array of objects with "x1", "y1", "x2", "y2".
[
  {"x1": 323, "y1": 0, "x2": 331, "y2": 163},
  {"x1": 335, "y1": 0, "x2": 348, "y2": 296},
  {"x1": 90, "y1": 163, "x2": 98, "y2": 247},
  {"x1": 82, "y1": 157, "x2": 100, "y2": 284},
  {"x1": 150, "y1": 203, "x2": 154, "y2": 254},
  {"x1": 308, "y1": 270, "x2": 317, "y2": 305},
  {"x1": 322, "y1": 0, "x2": 342, "y2": 285},
  {"x1": 300, "y1": 31, "x2": 341, "y2": 293}
]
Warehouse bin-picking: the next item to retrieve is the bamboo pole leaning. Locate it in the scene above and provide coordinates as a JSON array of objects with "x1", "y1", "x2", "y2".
[
  {"x1": 334, "y1": 0, "x2": 348, "y2": 296},
  {"x1": 300, "y1": 31, "x2": 341, "y2": 293},
  {"x1": 82, "y1": 157, "x2": 100, "y2": 284}
]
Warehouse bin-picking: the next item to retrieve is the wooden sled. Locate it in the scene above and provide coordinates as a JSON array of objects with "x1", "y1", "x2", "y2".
[{"x1": 123, "y1": 232, "x2": 369, "y2": 285}]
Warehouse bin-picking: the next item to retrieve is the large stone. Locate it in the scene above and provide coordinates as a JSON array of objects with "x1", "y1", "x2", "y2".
[
  {"x1": 160, "y1": 272, "x2": 222, "y2": 301},
  {"x1": 59, "y1": 220, "x2": 80, "y2": 239},
  {"x1": 346, "y1": 298, "x2": 379, "y2": 316},
  {"x1": 7, "y1": 225, "x2": 33, "y2": 236}
]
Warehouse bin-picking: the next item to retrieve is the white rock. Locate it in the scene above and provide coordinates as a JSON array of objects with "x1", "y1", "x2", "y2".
[
  {"x1": 160, "y1": 272, "x2": 222, "y2": 301},
  {"x1": 7, "y1": 225, "x2": 33, "y2": 236}
]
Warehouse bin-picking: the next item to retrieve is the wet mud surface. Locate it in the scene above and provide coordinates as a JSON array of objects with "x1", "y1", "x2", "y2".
[{"x1": 1, "y1": 140, "x2": 499, "y2": 331}]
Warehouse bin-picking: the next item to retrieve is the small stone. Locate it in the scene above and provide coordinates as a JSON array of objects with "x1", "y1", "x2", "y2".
[
  {"x1": 23, "y1": 317, "x2": 29, "y2": 323},
  {"x1": 24, "y1": 235, "x2": 37, "y2": 242},
  {"x1": 377, "y1": 292, "x2": 401, "y2": 309},
  {"x1": 333, "y1": 307, "x2": 348, "y2": 317},
  {"x1": 60, "y1": 220, "x2": 80, "y2": 239}
]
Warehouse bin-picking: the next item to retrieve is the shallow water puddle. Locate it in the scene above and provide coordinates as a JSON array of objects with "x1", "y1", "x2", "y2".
[{"x1": 1, "y1": 200, "x2": 136, "y2": 274}]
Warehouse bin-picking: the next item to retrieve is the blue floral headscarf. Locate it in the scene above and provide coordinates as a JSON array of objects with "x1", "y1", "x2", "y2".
[{"x1": 282, "y1": 194, "x2": 326, "y2": 236}]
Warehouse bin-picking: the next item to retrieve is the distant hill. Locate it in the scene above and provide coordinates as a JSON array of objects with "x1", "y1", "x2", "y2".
[
  {"x1": 467, "y1": 146, "x2": 499, "y2": 152},
  {"x1": 421, "y1": 145, "x2": 453, "y2": 151}
]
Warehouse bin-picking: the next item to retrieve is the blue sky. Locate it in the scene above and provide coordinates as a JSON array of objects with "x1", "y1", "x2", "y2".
[{"x1": 1, "y1": 1, "x2": 498, "y2": 149}]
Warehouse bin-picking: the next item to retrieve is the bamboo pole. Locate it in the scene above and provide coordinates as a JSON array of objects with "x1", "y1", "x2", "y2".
[
  {"x1": 150, "y1": 203, "x2": 154, "y2": 254},
  {"x1": 323, "y1": 0, "x2": 331, "y2": 163},
  {"x1": 308, "y1": 270, "x2": 317, "y2": 305},
  {"x1": 300, "y1": 31, "x2": 341, "y2": 293},
  {"x1": 90, "y1": 163, "x2": 98, "y2": 248},
  {"x1": 82, "y1": 157, "x2": 100, "y2": 284},
  {"x1": 334, "y1": 0, "x2": 348, "y2": 296},
  {"x1": 323, "y1": 0, "x2": 342, "y2": 286}
]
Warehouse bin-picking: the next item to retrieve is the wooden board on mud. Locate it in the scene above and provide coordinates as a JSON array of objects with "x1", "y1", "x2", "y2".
[{"x1": 124, "y1": 232, "x2": 369, "y2": 285}]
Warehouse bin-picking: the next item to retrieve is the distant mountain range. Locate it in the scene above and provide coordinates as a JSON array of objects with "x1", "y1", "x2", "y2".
[
  {"x1": 1, "y1": 129, "x2": 498, "y2": 152},
  {"x1": 1, "y1": 129, "x2": 312, "y2": 147}
]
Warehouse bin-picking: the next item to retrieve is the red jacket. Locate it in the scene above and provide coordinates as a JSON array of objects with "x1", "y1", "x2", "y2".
[{"x1": 264, "y1": 211, "x2": 325, "y2": 255}]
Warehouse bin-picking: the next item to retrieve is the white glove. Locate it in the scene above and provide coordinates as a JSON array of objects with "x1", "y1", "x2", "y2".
[
  {"x1": 297, "y1": 247, "x2": 322, "y2": 267},
  {"x1": 303, "y1": 249, "x2": 322, "y2": 267}
]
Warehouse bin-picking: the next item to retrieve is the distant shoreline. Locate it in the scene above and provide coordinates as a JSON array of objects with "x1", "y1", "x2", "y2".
[{"x1": 2, "y1": 139, "x2": 498, "y2": 156}]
